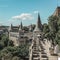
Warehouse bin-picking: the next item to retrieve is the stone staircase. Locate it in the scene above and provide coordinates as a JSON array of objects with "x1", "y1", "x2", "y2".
[
  {"x1": 32, "y1": 40, "x2": 40, "y2": 60},
  {"x1": 39, "y1": 41, "x2": 48, "y2": 60},
  {"x1": 29, "y1": 39, "x2": 48, "y2": 60},
  {"x1": 41, "y1": 51, "x2": 48, "y2": 60}
]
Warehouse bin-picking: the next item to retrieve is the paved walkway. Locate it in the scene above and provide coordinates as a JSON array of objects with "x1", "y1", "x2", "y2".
[
  {"x1": 29, "y1": 38, "x2": 58, "y2": 60},
  {"x1": 29, "y1": 38, "x2": 48, "y2": 60}
]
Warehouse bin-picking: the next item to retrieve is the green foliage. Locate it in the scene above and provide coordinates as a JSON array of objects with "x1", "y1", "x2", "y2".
[
  {"x1": 55, "y1": 30, "x2": 60, "y2": 45},
  {"x1": 48, "y1": 16, "x2": 58, "y2": 33},
  {"x1": 12, "y1": 56, "x2": 20, "y2": 60},
  {"x1": 57, "y1": 18, "x2": 60, "y2": 30},
  {"x1": 0, "y1": 33, "x2": 29, "y2": 60},
  {"x1": 46, "y1": 15, "x2": 60, "y2": 47},
  {"x1": 17, "y1": 45, "x2": 29, "y2": 57},
  {"x1": 0, "y1": 43, "x2": 29, "y2": 60},
  {"x1": 8, "y1": 40, "x2": 14, "y2": 46},
  {"x1": 0, "y1": 34, "x2": 9, "y2": 47},
  {"x1": 0, "y1": 42, "x2": 4, "y2": 50},
  {"x1": 43, "y1": 23, "x2": 50, "y2": 34},
  {"x1": 2, "y1": 37, "x2": 9, "y2": 47},
  {"x1": 42, "y1": 15, "x2": 60, "y2": 47}
]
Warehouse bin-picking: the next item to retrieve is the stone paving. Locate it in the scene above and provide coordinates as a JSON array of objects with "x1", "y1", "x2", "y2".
[
  {"x1": 29, "y1": 37, "x2": 48, "y2": 60},
  {"x1": 29, "y1": 38, "x2": 58, "y2": 60}
]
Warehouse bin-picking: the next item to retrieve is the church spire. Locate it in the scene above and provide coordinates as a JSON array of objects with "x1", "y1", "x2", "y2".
[
  {"x1": 34, "y1": 13, "x2": 42, "y2": 32},
  {"x1": 9, "y1": 24, "x2": 12, "y2": 31},
  {"x1": 20, "y1": 21, "x2": 23, "y2": 29},
  {"x1": 19, "y1": 21, "x2": 23, "y2": 31},
  {"x1": 11, "y1": 24, "x2": 13, "y2": 28},
  {"x1": 37, "y1": 13, "x2": 42, "y2": 29}
]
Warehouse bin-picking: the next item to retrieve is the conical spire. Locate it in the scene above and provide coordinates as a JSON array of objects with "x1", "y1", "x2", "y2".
[
  {"x1": 9, "y1": 24, "x2": 12, "y2": 31},
  {"x1": 11, "y1": 24, "x2": 13, "y2": 27},
  {"x1": 34, "y1": 13, "x2": 42, "y2": 32},
  {"x1": 19, "y1": 21, "x2": 23, "y2": 31},
  {"x1": 37, "y1": 13, "x2": 42, "y2": 29},
  {"x1": 20, "y1": 21, "x2": 23, "y2": 29}
]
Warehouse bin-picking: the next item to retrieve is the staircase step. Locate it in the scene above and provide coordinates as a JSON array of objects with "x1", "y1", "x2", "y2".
[
  {"x1": 41, "y1": 52, "x2": 46, "y2": 54},
  {"x1": 33, "y1": 49, "x2": 39, "y2": 52},
  {"x1": 33, "y1": 54, "x2": 39, "y2": 57},
  {"x1": 33, "y1": 57, "x2": 40, "y2": 60},
  {"x1": 33, "y1": 51, "x2": 39, "y2": 53},
  {"x1": 41, "y1": 55, "x2": 47, "y2": 58},
  {"x1": 42, "y1": 58, "x2": 48, "y2": 60}
]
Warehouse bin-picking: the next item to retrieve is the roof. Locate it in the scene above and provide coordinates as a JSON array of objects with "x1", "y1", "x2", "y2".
[
  {"x1": 34, "y1": 13, "x2": 42, "y2": 32},
  {"x1": 53, "y1": 6, "x2": 60, "y2": 16}
]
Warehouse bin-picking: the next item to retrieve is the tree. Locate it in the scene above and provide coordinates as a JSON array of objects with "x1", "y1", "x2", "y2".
[
  {"x1": 0, "y1": 47, "x2": 13, "y2": 60},
  {"x1": 1, "y1": 34, "x2": 9, "y2": 47},
  {"x1": 57, "y1": 18, "x2": 60, "y2": 30},
  {"x1": 43, "y1": 23, "x2": 50, "y2": 34},
  {"x1": 8, "y1": 40, "x2": 14, "y2": 46},
  {"x1": 17, "y1": 45, "x2": 29, "y2": 58},
  {"x1": 55, "y1": 30, "x2": 60, "y2": 46},
  {"x1": 0, "y1": 42, "x2": 4, "y2": 50},
  {"x1": 48, "y1": 16, "x2": 58, "y2": 33},
  {"x1": 48, "y1": 16, "x2": 59, "y2": 41},
  {"x1": 12, "y1": 56, "x2": 20, "y2": 60}
]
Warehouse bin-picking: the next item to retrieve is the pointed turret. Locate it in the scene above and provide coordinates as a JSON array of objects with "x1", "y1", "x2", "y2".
[
  {"x1": 37, "y1": 13, "x2": 42, "y2": 29},
  {"x1": 19, "y1": 21, "x2": 23, "y2": 31},
  {"x1": 11, "y1": 24, "x2": 13, "y2": 27},
  {"x1": 20, "y1": 21, "x2": 23, "y2": 29},
  {"x1": 34, "y1": 13, "x2": 42, "y2": 32},
  {"x1": 9, "y1": 24, "x2": 12, "y2": 31},
  {"x1": 19, "y1": 21, "x2": 24, "y2": 38}
]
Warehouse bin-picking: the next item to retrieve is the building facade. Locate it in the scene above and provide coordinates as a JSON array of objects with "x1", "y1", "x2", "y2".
[
  {"x1": 9, "y1": 22, "x2": 28, "y2": 46},
  {"x1": 53, "y1": 7, "x2": 60, "y2": 17}
]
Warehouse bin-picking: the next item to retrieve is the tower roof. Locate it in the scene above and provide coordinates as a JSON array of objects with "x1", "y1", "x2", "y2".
[
  {"x1": 19, "y1": 21, "x2": 23, "y2": 31},
  {"x1": 34, "y1": 13, "x2": 42, "y2": 32},
  {"x1": 20, "y1": 21, "x2": 23, "y2": 29},
  {"x1": 8, "y1": 24, "x2": 12, "y2": 31},
  {"x1": 53, "y1": 6, "x2": 60, "y2": 17},
  {"x1": 37, "y1": 13, "x2": 42, "y2": 29}
]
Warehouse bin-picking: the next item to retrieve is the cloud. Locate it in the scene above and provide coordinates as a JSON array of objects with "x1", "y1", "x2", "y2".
[
  {"x1": 12, "y1": 13, "x2": 34, "y2": 20},
  {"x1": 3, "y1": 19, "x2": 19, "y2": 26},
  {"x1": 34, "y1": 11, "x2": 39, "y2": 14},
  {"x1": 8, "y1": 19, "x2": 15, "y2": 23}
]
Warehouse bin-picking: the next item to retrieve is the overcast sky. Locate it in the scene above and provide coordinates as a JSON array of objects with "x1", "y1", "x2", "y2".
[{"x1": 0, "y1": 0, "x2": 60, "y2": 26}]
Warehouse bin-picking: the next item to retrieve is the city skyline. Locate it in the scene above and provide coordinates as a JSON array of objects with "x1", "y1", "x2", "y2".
[{"x1": 0, "y1": 0, "x2": 60, "y2": 26}]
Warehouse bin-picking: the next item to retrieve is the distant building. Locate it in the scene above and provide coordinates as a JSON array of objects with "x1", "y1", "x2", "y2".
[
  {"x1": 9, "y1": 14, "x2": 42, "y2": 46},
  {"x1": 29, "y1": 24, "x2": 33, "y2": 32},
  {"x1": 9, "y1": 22, "x2": 31, "y2": 46},
  {"x1": 53, "y1": 7, "x2": 60, "y2": 17}
]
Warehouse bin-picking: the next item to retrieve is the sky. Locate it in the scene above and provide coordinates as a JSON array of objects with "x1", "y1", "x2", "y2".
[{"x1": 0, "y1": 0, "x2": 60, "y2": 26}]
